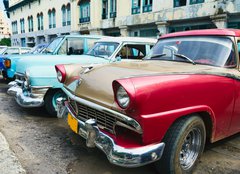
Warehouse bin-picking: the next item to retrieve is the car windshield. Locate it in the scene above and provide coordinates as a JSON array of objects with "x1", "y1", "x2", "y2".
[
  {"x1": 145, "y1": 36, "x2": 236, "y2": 67},
  {"x1": 86, "y1": 42, "x2": 119, "y2": 59},
  {"x1": 44, "y1": 37, "x2": 63, "y2": 53},
  {"x1": 0, "y1": 47, "x2": 7, "y2": 54}
]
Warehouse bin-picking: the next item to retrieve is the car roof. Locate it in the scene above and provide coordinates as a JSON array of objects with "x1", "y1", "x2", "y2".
[
  {"x1": 160, "y1": 29, "x2": 240, "y2": 39},
  {"x1": 60, "y1": 34, "x2": 106, "y2": 39},
  {"x1": 96, "y1": 36, "x2": 157, "y2": 44}
]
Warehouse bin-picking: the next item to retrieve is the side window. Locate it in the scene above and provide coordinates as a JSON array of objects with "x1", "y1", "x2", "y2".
[
  {"x1": 86, "y1": 39, "x2": 98, "y2": 51},
  {"x1": 5, "y1": 48, "x2": 19, "y2": 55},
  {"x1": 67, "y1": 38, "x2": 84, "y2": 55},
  {"x1": 58, "y1": 38, "x2": 84, "y2": 55},
  {"x1": 21, "y1": 48, "x2": 31, "y2": 54},
  {"x1": 57, "y1": 39, "x2": 67, "y2": 55},
  {"x1": 117, "y1": 44, "x2": 149, "y2": 59}
]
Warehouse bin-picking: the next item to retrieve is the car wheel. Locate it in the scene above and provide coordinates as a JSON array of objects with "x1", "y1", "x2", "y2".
[
  {"x1": 44, "y1": 89, "x2": 66, "y2": 117},
  {"x1": 155, "y1": 115, "x2": 206, "y2": 174}
]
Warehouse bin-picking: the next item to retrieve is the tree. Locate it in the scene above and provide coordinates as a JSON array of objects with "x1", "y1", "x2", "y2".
[{"x1": 0, "y1": 38, "x2": 11, "y2": 46}]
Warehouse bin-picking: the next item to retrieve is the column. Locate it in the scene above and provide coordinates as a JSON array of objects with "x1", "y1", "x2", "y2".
[
  {"x1": 119, "y1": 26, "x2": 128, "y2": 37},
  {"x1": 210, "y1": 14, "x2": 228, "y2": 29},
  {"x1": 156, "y1": 21, "x2": 168, "y2": 36}
]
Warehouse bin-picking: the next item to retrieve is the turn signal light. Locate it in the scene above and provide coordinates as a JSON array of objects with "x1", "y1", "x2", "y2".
[{"x1": 4, "y1": 59, "x2": 11, "y2": 68}]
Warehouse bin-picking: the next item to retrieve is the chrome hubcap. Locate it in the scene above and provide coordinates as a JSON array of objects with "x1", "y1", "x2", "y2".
[{"x1": 179, "y1": 128, "x2": 202, "y2": 170}]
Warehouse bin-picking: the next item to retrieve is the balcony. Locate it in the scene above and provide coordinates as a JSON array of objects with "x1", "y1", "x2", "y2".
[
  {"x1": 79, "y1": 17, "x2": 90, "y2": 23},
  {"x1": 132, "y1": 7, "x2": 140, "y2": 14},
  {"x1": 142, "y1": 5, "x2": 152, "y2": 13},
  {"x1": 110, "y1": 12, "x2": 116, "y2": 18}
]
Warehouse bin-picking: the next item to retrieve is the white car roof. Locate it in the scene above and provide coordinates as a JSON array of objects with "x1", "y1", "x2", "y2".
[{"x1": 96, "y1": 36, "x2": 157, "y2": 44}]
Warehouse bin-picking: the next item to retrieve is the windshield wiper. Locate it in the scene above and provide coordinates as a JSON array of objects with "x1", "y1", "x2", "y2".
[
  {"x1": 85, "y1": 53, "x2": 108, "y2": 60},
  {"x1": 149, "y1": 53, "x2": 166, "y2": 59},
  {"x1": 174, "y1": 53, "x2": 196, "y2": 65}
]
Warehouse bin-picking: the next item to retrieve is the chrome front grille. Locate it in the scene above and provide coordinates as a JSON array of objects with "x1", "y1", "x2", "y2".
[{"x1": 68, "y1": 98, "x2": 119, "y2": 134}]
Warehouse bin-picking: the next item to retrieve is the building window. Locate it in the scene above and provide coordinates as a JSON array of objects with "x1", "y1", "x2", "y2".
[
  {"x1": 142, "y1": 0, "x2": 152, "y2": 13},
  {"x1": 102, "y1": 0, "x2": 108, "y2": 19},
  {"x1": 110, "y1": 0, "x2": 116, "y2": 18},
  {"x1": 62, "y1": 5, "x2": 66, "y2": 26},
  {"x1": 174, "y1": 0, "x2": 187, "y2": 7},
  {"x1": 66, "y1": 3, "x2": 71, "y2": 25},
  {"x1": 12, "y1": 21, "x2": 18, "y2": 35},
  {"x1": 62, "y1": 4, "x2": 71, "y2": 26},
  {"x1": 48, "y1": 8, "x2": 56, "y2": 29},
  {"x1": 20, "y1": 18, "x2": 25, "y2": 33},
  {"x1": 78, "y1": 0, "x2": 90, "y2": 23},
  {"x1": 132, "y1": 0, "x2": 141, "y2": 14},
  {"x1": 28, "y1": 16, "x2": 33, "y2": 32},
  {"x1": 37, "y1": 12, "x2": 44, "y2": 30},
  {"x1": 190, "y1": 0, "x2": 204, "y2": 5}
]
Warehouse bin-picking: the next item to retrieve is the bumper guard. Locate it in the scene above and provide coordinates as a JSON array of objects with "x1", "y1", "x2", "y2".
[{"x1": 57, "y1": 97, "x2": 165, "y2": 168}]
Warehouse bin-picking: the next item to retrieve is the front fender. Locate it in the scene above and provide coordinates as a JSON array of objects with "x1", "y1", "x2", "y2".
[
  {"x1": 27, "y1": 66, "x2": 62, "y2": 88},
  {"x1": 140, "y1": 105, "x2": 216, "y2": 144}
]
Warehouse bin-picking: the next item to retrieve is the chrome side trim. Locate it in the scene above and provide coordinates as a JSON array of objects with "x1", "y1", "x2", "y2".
[{"x1": 62, "y1": 87, "x2": 143, "y2": 134}]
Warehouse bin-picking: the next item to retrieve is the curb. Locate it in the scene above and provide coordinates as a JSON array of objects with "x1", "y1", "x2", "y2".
[{"x1": 0, "y1": 132, "x2": 26, "y2": 174}]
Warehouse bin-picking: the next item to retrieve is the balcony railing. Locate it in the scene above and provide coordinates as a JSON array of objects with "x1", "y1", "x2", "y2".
[
  {"x1": 132, "y1": 7, "x2": 140, "y2": 14},
  {"x1": 79, "y1": 17, "x2": 90, "y2": 23},
  {"x1": 110, "y1": 12, "x2": 116, "y2": 18},
  {"x1": 142, "y1": 5, "x2": 152, "y2": 13}
]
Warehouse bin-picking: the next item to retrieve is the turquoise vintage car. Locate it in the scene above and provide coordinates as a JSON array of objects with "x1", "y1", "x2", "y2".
[
  {"x1": 2, "y1": 35, "x2": 101, "y2": 80},
  {"x1": 8, "y1": 37, "x2": 156, "y2": 116}
]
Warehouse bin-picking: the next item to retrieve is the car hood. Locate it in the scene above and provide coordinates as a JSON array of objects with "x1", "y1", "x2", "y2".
[
  {"x1": 65, "y1": 60, "x2": 235, "y2": 108},
  {"x1": 16, "y1": 55, "x2": 109, "y2": 74}
]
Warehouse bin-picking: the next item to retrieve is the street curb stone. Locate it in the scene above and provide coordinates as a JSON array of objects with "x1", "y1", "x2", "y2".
[{"x1": 0, "y1": 132, "x2": 26, "y2": 174}]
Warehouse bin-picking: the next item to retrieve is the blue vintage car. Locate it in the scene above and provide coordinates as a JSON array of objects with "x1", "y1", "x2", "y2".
[
  {"x1": 8, "y1": 37, "x2": 156, "y2": 116},
  {"x1": 0, "y1": 46, "x2": 32, "y2": 73},
  {"x1": 2, "y1": 35, "x2": 101, "y2": 80}
]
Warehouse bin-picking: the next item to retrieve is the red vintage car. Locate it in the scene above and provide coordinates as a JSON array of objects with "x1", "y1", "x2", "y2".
[{"x1": 56, "y1": 29, "x2": 240, "y2": 173}]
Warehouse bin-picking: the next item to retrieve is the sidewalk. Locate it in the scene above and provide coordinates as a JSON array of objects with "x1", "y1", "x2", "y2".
[{"x1": 0, "y1": 132, "x2": 26, "y2": 174}]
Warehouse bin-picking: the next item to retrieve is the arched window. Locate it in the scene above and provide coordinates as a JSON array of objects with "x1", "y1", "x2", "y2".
[
  {"x1": 52, "y1": 8, "x2": 56, "y2": 28},
  {"x1": 66, "y1": 3, "x2": 71, "y2": 25},
  {"x1": 28, "y1": 15, "x2": 33, "y2": 32},
  {"x1": 48, "y1": 9, "x2": 52, "y2": 28},
  {"x1": 37, "y1": 12, "x2": 44, "y2": 30},
  {"x1": 62, "y1": 5, "x2": 66, "y2": 26}
]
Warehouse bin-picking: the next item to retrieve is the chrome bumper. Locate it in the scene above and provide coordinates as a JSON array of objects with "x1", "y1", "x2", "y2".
[
  {"x1": 7, "y1": 81, "x2": 46, "y2": 108},
  {"x1": 57, "y1": 97, "x2": 165, "y2": 167}
]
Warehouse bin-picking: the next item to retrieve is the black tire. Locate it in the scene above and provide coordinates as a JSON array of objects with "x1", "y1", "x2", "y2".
[
  {"x1": 155, "y1": 115, "x2": 206, "y2": 174},
  {"x1": 44, "y1": 89, "x2": 66, "y2": 117}
]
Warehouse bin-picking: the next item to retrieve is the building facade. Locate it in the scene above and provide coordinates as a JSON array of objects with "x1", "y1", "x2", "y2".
[
  {"x1": 8, "y1": 0, "x2": 71, "y2": 46},
  {"x1": 0, "y1": 10, "x2": 10, "y2": 39},
  {"x1": 7, "y1": 0, "x2": 240, "y2": 47}
]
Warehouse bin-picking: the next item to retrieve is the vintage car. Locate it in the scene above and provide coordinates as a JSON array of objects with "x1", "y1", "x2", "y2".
[
  {"x1": 0, "y1": 46, "x2": 31, "y2": 73},
  {"x1": 56, "y1": 29, "x2": 240, "y2": 173},
  {"x1": 7, "y1": 37, "x2": 156, "y2": 116},
  {"x1": 1, "y1": 35, "x2": 101, "y2": 80}
]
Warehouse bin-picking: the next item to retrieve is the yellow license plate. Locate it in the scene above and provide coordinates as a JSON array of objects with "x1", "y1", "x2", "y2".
[{"x1": 68, "y1": 113, "x2": 78, "y2": 134}]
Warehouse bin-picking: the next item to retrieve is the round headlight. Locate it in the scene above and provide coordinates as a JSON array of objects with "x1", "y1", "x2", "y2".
[
  {"x1": 116, "y1": 86, "x2": 130, "y2": 109},
  {"x1": 57, "y1": 70, "x2": 63, "y2": 82}
]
